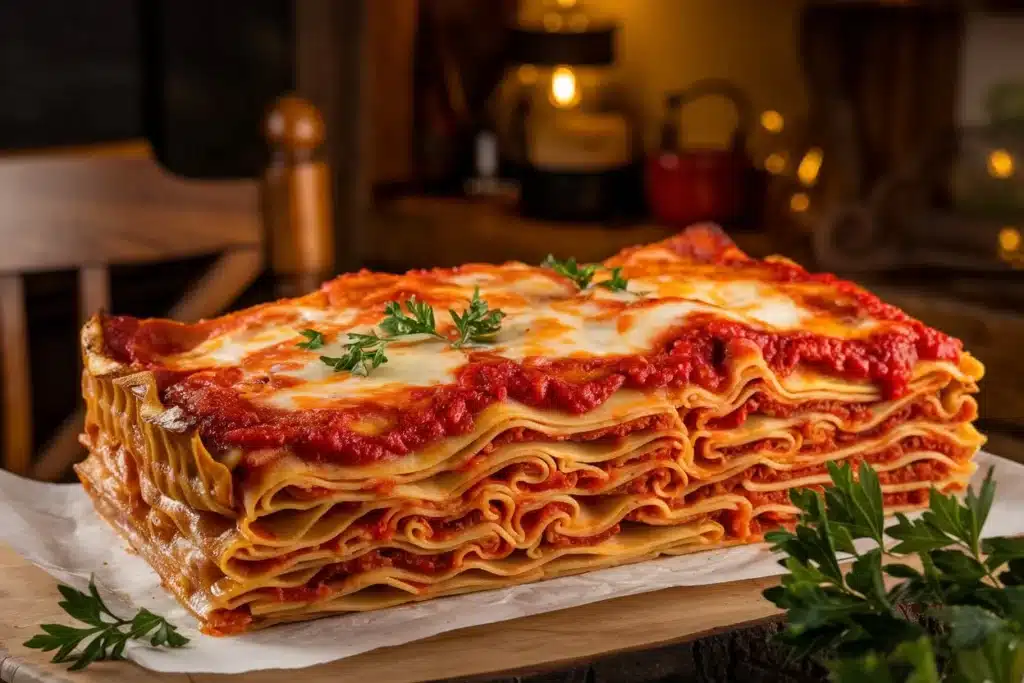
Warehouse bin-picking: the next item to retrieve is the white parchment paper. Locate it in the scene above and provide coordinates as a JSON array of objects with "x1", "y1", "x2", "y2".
[{"x1": 1, "y1": 450, "x2": 1022, "y2": 674}]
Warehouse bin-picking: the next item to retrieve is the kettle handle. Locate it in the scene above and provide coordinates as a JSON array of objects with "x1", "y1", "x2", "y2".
[{"x1": 659, "y1": 79, "x2": 754, "y2": 154}]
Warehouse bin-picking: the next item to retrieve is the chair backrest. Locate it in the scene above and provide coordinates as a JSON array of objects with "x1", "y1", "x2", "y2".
[{"x1": 0, "y1": 95, "x2": 333, "y2": 480}]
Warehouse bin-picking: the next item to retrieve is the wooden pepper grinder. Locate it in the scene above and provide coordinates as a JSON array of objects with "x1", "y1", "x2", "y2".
[{"x1": 263, "y1": 95, "x2": 335, "y2": 297}]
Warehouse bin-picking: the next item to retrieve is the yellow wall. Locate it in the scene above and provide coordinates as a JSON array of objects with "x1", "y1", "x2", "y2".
[{"x1": 520, "y1": 0, "x2": 809, "y2": 152}]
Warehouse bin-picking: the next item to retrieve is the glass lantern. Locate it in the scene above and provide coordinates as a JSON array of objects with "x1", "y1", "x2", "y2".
[{"x1": 491, "y1": 0, "x2": 640, "y2": 222}]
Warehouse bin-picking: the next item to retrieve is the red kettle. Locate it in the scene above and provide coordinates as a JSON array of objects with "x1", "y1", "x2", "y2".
[{"x1": 645, "y1": 79, "x2": 754, "y2": 227}]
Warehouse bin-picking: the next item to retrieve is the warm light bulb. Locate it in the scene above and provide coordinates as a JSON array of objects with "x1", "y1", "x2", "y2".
[
  {"x1": 1000, "y1": 226, "x2": 1021, "y2": 252},
  {"x1": 790, "y1": 193, "x2": 810, "y2": 213},
  {"x1": 550, "y1": 66, "x2": 579, "y2": 108},
  {"x1": 988, "y1": 149, "x2": 1015, "y2": 179},
  {"x1": 760, "y1": 110, "x2": 784, "y2": 134},
  {"x1": 764, "y1": 153, "x2": 786, "y2": 175},
  {"x1": 797, "y1": 148, "x2": 823, "y2": 187},
  {"x1": 556, "y1": 0, "x2": 577, "y2": 7},
  {"x1": 543, "y1": 12, "x2": 564, "y2": 31}
]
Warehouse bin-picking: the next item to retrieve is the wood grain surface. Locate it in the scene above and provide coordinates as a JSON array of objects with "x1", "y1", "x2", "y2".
[
  {"x1": 0, "y1": 544, "x2": 783, "y2": 683},
  {"x1": 364, "y1": 197, "x2": 776, "y2": 271},
  {"x1": 0, "y1": 276, "x2": 31, "y2": 476},
  {"x1": 0, "y1": 156, "x2": 260, "y2": 274}
]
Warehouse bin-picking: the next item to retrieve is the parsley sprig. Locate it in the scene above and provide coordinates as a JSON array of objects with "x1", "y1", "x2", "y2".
[
  {"x1": 319, "y1": 332, "x2": 389, "y2": 377},
  {"x1": 379, "y1": 298, "x2": 443, "y2": 339},
  {"x1": 299, "y1": 289, "x2": 505, "y2": 376},
  {"x1": 24, "y1": 577, "x2": 188, "y2": 671},
  {"x1": 296, "y1": 328, "x2": 325, "y2": 350},
  {"x1": 542, "y1": 255, "x2": 630, "y2": 292},
  {"x1": 764, "y1": 462, "x2": 1024, "y2": 682},
  {"x1": 450, "y1": 288, "x2": 506, "y2": 347}
]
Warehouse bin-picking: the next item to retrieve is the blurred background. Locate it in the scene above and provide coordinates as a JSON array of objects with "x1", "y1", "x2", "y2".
[{"x1": 2, "y1": 0, "x2": 1024, "y2": 480}]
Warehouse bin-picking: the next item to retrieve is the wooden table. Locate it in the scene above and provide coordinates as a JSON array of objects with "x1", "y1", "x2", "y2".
[
  {"x1": 0, "y1": 544, "x2": 787, "y2": 683},
  {"x1": 364, "y1": 197, "x2": 778, "y2": 270}
]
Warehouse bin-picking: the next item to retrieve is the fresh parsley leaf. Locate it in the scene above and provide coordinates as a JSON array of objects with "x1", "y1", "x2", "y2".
[
  {"x1": 57, "y1": 584, "x2": 104, "y2": 626},
  {"x1": 542, "y1": 255, "x2": 630, "y2": 292},
  {"x1": 951, "y1": 629, "x2": 1024, "y2": 683},
  {"x1": 887, "y1": 512, "x2": 957, "y2": 555},
  {"x1": 320, "y1": 332, "x2": 389, "y2": 376},
  {"x1": 965, "y1": 467, "x2": 997, "y2": 554},
  {"x1": 930, "y1": 548, "x2": 989, "y2": 584},
  {"x1": 829, "y1": 636, "x2": 942, "y2": 683},
  {"x1": 296, "y1": 328, "x2": 326, "y2": 350},
  {"x1": 24, "y1": 577, "x2": 188, "y2": 671},
  {"x1": 765, "y1": 459, "x2": 1024, "y2": 682},
  {"x1": 598, "y1": 266, "x2": 629, "y2": 292},
  {"x1": 823, "y1": 461, "x2": 886, "y2": 547},
  {"x1": 542, "y1": 255, "x2": 600, "y2": 289},
  {"x1": 922, "y1": 485, "x2": 980, "y2": 553},
  {"x1": 935, "y1": 605, "x2": 1009, "y2": 650},
  {"x1": 450, "y1": 287, "x2": 506, "y2": 348},
  {"x1": 983, "y1": 537, "x2": 1024, "y2": 571},
  {"x1": 846, "y1": 549, "x2": 889, "y2": 610},
  {"x1": 379, "y1": 297, "x2": 443, "y2": 339},
  {"x1": 890, "y1": 636, "x2": 943, "y2": 683},
  {"x1": 883, "y1": 564, "x2": 924, "y2": 580},
  {"x1": 773, "y1": 489, "x2": 846, "y2": 586}
]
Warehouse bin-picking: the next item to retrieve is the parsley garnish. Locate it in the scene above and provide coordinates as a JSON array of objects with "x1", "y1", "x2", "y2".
[
  {"x1": 599, "y1": 266, "x2": 629, "y2": 292},
  {"x1": 542, "y1": 255, "x2": 601, "y2": 289},
  {"x1": 542, "y1": 255, "x2": 630, "y2": 292},
  {"x1": 450, "y1": 287, "x2": 506, "y2": 348},
  {"x1": 379, "y1": 297, "x2": 444, "y2": 340},
  {"x1": 24, "y1": 577, "x2": 188, "y2": 671},
  {"x1": 764, "y1": 463, "x2": 1024, "y2": 682},
  {"x1": 296, "y1": 328, "x2": 325, "y2": 350},
  {"x1": 320, "y1": 332, "x2": 389, "y2": 377},
  {"x1": 307, "y1": 290, "x2": 506, "y2": 376}
]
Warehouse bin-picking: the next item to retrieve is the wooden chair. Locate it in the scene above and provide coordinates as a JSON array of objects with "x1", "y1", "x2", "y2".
[{"x1": 0, "y1": 95, "x2": 333, "y2": 481}]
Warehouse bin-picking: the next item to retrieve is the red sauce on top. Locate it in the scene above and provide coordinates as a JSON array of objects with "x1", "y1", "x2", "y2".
[{"x1": 96, "y1": 254, "x2": 963, "y2": 469}]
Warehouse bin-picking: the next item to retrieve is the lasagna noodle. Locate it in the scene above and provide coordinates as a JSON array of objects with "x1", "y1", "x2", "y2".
[
  {"x1": 76, "y1": 434, "x2": 729, "y2": 628},
  {"x1": 73, "y1": 226, "x2": 986, "y2": 633},
  {"x1": 77, "y1": 417, "x2": 974, "y2": 631},
  {"x1": 77, "y1": 380, "x2": 979, "y2": 629}
]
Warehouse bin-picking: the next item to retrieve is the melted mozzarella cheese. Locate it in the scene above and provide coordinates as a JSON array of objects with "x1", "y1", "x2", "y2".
[
  {"x1": 170, "y1": 307, "x2": 358, "y2": 370},
  {"x1": 132, "y1": 245, "x2": 910, "y2": 411},
  {"x1": 264, "y1": 339, "x2": 466, "y2": 410},
  {"x1": 629, "y1": 277, "x2": 814, "y2": 329},
  {"x1": 495, "y1": 300, "x2": 708, "y2": 359}
]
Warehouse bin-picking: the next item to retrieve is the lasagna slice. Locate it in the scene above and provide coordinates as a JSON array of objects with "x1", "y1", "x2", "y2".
[{"x1": 74, "y1": 225, "x2": 984, "y2": 634}]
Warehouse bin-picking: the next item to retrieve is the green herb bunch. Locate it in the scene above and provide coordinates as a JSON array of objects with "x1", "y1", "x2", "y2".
[
  {"x1": 541, "y1": 255, "x2": 630, "y2": 292},
  {"x1": 25, "y1": 578, "x2": 188, "y2": 670},
  {"x1": 298, "y1": 287, "x2": 506, "y2": 376},
  {"x1": 764, "y1": 461, "x2": 1024, "y2": 682}
]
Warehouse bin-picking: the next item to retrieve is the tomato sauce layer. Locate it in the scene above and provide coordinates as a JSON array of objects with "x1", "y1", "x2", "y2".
[
  {"x1": 229, "y1": 448, "x2": 958, "y2": 616},
  {"x1": 98, "y1": 308, "x2": 962, "y2": 468},
  {"x1": 684, "y1": 434, "x2": 964, "y2": 509},
  {"x1": 248, "y1": 516, "x2": 616, "y2": 607},
  {"x1": 703, "y1": 396, "x2": 975, "y2": 461},
  {"x1": 252, "y1": 436, "x2": 960, "y2": 573}
]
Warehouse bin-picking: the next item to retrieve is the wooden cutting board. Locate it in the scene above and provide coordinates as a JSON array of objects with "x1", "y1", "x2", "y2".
[{"x1": 0, "y1": 544, "x2": 782, "y2": 683}]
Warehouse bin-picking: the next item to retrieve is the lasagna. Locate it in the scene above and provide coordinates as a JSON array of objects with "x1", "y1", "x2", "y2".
[{"x1": 74, "y1": 225, "x2": 984, "y2": 635}]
